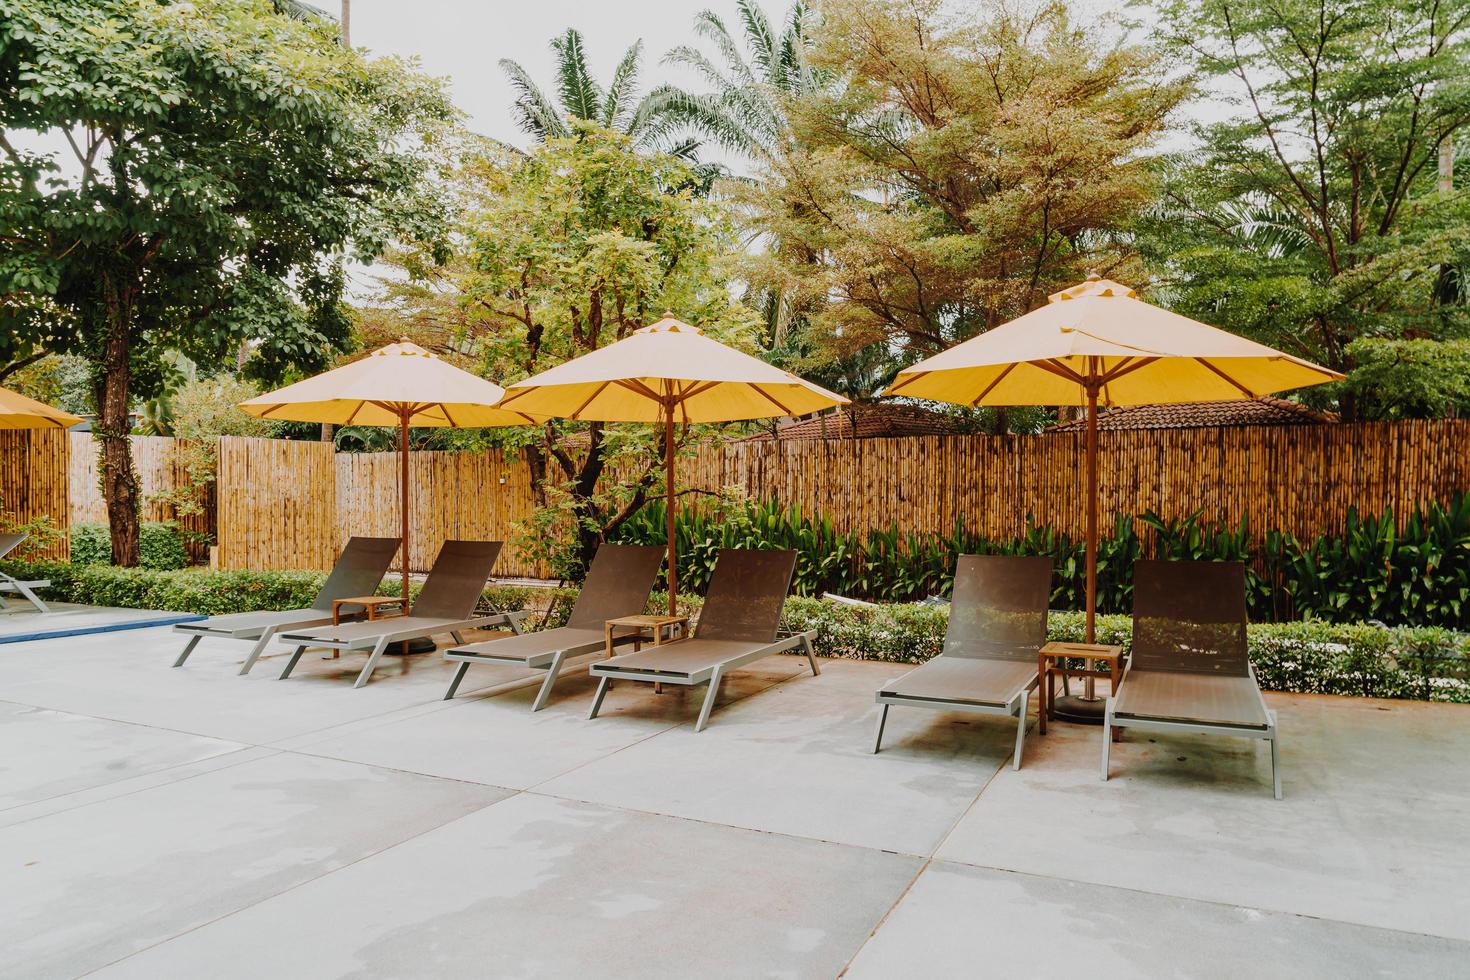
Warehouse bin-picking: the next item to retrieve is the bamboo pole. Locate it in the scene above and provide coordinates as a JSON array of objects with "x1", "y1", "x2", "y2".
[{"x1": 665, "y1": 397, "x2": 677, "y2": 616}]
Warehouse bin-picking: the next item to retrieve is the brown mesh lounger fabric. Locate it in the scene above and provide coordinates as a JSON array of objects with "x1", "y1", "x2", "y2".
[
  {"x1": 585, "y1": 548, "x2": 820, "y2": 732},
  {"x1": 275, "y1": 540, "x2": 523, "y2": 689},
  {"x1": 0, "y1": 532, "x2": 52, "y2": 613},
  {"x1": 1102, "y1": 559, "x2": 1281, "y2": 799},
  {"x1": 440, "y1": 544, "x2": 665, "y2": 709},
  {"x1": 872, "y1": 555, "x2": 1052, "y2": 770},
  {"x1": 171, "y1": 536, "x2": 401, "y2": 673}
]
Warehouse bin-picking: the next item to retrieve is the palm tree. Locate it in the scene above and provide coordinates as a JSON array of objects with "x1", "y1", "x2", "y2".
[
  {"x1": 500, "y1": 29, "x2": 697, "y2": 158},
  {"x1": 662, "y1": 1, "x2": 825, "y2": 163}
]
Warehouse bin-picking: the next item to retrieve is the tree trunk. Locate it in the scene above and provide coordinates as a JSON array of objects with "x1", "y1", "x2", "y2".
[{"x1": 96, "y1": 297, "x2": 141, "y2": 566}]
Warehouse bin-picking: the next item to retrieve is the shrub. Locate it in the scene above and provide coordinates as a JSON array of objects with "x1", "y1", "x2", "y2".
[
  {"x1": 69, "y1": 521, "x2": 189, "y2": 570},
  {"x1": 138, "y1": 522, "x2": 188, "y2": 570},
  {"x1": 69, "y1": 523, "x2": 111, "y2": 567}
]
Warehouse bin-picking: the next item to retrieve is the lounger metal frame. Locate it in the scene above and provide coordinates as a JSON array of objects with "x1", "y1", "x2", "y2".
[
  {"x1": 873, "y1": 676, "x2": 1039, "y2": 771},
  {"x1": 0, "y1": 570, "x2": 51, "y2": 613},
  {"x1": 276, "y1": 610, "x2": 528, "y2": 689},
  {"x1": 0, "y1": 532, "x2": 49, "y2": 613},
  {"x1": 443, "y1": 628, "x2": 646, "y2": 710},
  {"x1": 1101, "y1": 664, "x2": 1282, "y2": 799},
  {"x1": 174, "y1": 614, "x2": 336, "y2": 675},
  {"x1": 587, "y1": 629, "x2": 819, "y2": 732}
]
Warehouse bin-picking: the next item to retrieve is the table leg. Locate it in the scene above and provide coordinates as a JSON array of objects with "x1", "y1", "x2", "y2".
[{"x1": 1037, "y1": 656, "x2": 1047, "y2": 735}]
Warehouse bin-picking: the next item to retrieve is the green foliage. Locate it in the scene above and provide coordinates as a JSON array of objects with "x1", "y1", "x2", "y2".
[
  {"x1": 72, "y1": 521, "x2": 187, "y2": 570},
  {"x1": 69, "y1": 523, "x2": 111, "y2": 568},
  {"x1": 1344, "y1": 338, "x2": 1470, "y2": 419},
  {"x1": 458, "y1": 123, "x2": 759, "y2": 572},
  {"x1": 732, "y1": 0, "x2": 1185, "y2": 408},
  {"x1": 0, "y1": 512, "x2": 65, "y2": 560},
  {"x1": 611, "y1": 492, "x2": 1470, "y2": 628},
  {"x1": 137, "y1": 521, "x2": 187, "y2": 571},
  {"x1": 1140, "y1": 0, "x2": 1470, "y2": 409},
  {"x1": 0, "y1": 0, "x2": 456, "y2": 562}
]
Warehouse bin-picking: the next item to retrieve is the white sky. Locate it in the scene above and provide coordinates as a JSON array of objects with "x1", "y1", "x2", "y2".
[{"x1": 346, "y1": 0, "x2": 799, "y2": 151}]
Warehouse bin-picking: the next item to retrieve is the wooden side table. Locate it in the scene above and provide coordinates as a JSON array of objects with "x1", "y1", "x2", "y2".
[
  {"x1": 604, "y1": 614, "x2": 689, "y2": 693},
  {"x1": 328, "y1": 596, "x2": 407, "y2": 659},
  {"x1": 1038, "y1": 641, "x2": 1125, "y2": 734}
]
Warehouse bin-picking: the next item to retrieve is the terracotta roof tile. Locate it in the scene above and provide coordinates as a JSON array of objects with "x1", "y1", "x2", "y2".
[
  {"x1": 1045, "y1": 397, "x2": 1336, "y2": 432},
  {"x1": 740, "y1": 403, "x2": 962, "y2": 441}
]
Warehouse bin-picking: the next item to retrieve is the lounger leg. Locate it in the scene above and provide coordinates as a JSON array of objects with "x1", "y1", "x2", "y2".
[
  {"x1": 279, "y1": 645, "x2": 308, "y2": 680},
  {"x1": 443, "y1": 661, "x2": 471, "y2": 701},
  {"x1": 450, "y1": 631, "x2": 465, "y2": 645},
  {"x1": 800, "y1": 634, "x2": 820, "y2": 676},
  {"x1": 872, "y1": 703, "x2": 890, "y2": 754},
  {"x1": 1100, "y1": 697, "x2": 1114, "y2": 782},
  {"x1": 1012, "y1": 690, "x2": 1029, "y2": 771},
  {"x1": 239, "y1": 628, "x2": 278, "y2": 676},
  {"x1": 353, "y1": 636, "x2": 394, "y2": 689},
  {"x1": 694, "y1": 666, "x2": 725, "y2": 733},
  {"x1": 17, "y1": 582, "x2": 49, "y2": 613},
  {"x1": 587, "y1": 675, "x2": 612, "y2": 720},
  {"x1": 1269, "y1": 710, "x2": 1282, "y2": 800},
  {"x1": 531, "y1": 650, "x2": 567, "y2": 712},
  {"x1": 507, "y1": 613, "x2": 524, "y2": 635},
  {"x1": 172, "y1": 634, "x2": 202, "y2": 668}
]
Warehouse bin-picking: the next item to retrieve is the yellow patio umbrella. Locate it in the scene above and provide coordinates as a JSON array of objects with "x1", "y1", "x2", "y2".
[
  {"x1": 239, "y1": 339, "x2": 539, "y2": 604},
  {"x1": 0, "y1": 386, "x2": 82, "y2": 430},
  {"x1": 884, "y1": 276, "x2": 1342, "y2": 713},
  {"x1": 495, "y1": 314, "x2": 849, "y2": 613}
]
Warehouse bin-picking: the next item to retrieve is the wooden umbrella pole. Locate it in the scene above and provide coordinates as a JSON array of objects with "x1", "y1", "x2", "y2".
[
  {"x1": 1084, "y1": 380, "x2": 1099, "y2": 647},
  {"x1": 400, "y1": 410, "x2": 410, "y2": 606},
  {"x1": 664, "y1": 402, "x2": 677, "y2": 616}
]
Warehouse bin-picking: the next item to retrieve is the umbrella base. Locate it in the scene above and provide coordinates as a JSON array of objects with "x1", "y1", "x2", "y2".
[
  {"x1": 386, "y1": 637, "x2": 438, "y2": 656},
  {"x1": 1051, "y1": 694, "x2": 1107, "y2": 725}
]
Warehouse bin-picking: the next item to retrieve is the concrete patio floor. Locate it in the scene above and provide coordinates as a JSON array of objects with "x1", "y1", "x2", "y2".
[{"x1": 3, "y1": 619, "x2": 1468, "y2": 978}]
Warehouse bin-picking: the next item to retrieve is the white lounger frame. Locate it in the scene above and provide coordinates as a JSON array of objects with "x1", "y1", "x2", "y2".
[
  {"x1": 0, "y1": 571, "x2": 51, "y2": 613},
  {"x1": 1100, "y1": 666, "x2": 1282, "y2": 799},
  {"x1": 276, "y1": 610, "x2": 528, "y2": 689},
  {"x1": 172, "y1": 614, "x2": 336, "y2": 675},
  {"x1": 442, "y1": 629, "x2": 648, "y2": 711},
  {"x1": 586, "y1": 629, "x2": 819, "y2": 732},
  {"x1": 872, "y1": 676, "x2": 1038, "y2": 771}
]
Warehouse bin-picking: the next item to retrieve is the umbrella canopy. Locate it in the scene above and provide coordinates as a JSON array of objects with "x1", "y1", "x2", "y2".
[
  {"x1": 238, "y1": 340, "x2": 538, "y2": 428},
  {"x1": 495, "y1": 315, "x2": 847, "y2": 423},
  {"x1": 498, "y1": 315, "x2": 849, "y2": 612},
  {"x1": 0, "y1": 386, "x2": 82, "y2": 430},
  {"x1": 882, "y1": 276, "x2": 1341, "y2": 707},
  {"x1": 240, "y1": 340, "x2": 537, "y2": 605},
  {"x1": 885, "y1": 277, "x2": 1339, "y2": 407}
]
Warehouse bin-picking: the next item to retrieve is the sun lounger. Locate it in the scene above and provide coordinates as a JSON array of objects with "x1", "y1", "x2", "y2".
[
  {"x1": 586, "y1": 548, "x2": 819, "y2": 732},
  {"x1": 276, "y1": 540, "x2": 525, "y2": 688},
  {"x1": 0, "y1": 532, "x2": 52, "y2": 613},
  {"x1": 171, "y1": 536, "x2": 400, "y2": 673},
  {"x1": 872, "y1": 555, "x2": 1052, "y2": 770},
  {"x1": 1101, "y1": 559, "x2": 1281, "y2": 799},
  {"x1": 441, "y1": 543, "x2": 665, "y2": 709}
]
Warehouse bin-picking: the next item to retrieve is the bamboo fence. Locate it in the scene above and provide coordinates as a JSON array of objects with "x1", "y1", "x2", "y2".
[
  {"x1": 68, "y1": 433, "x2": 214, "y2": 559},
  {"x1": 208, "y1": 420, "x2": 1470, "y2": 576},
  {"x1": 8, "y1": 421, "x2": 1469, "y2": 576},
  {"x1": 0, "y1": 428, "x2": 69, "y2": 560}
]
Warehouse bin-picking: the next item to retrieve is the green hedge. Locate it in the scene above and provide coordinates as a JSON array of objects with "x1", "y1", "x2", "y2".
[
  {"x1": 69, "y1": 522, "x2": 189, "y2": 571},
  {"x1": 5, "y1": 559, "x2": 1465, "y2": 704}
]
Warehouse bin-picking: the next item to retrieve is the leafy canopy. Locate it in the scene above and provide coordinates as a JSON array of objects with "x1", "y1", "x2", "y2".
[
  {"x1": 1139, "y1": 0, "x2": 1470, "y2": 400},
  {"x1": 732, "y1": 0, "x2": 1184, "y2": 388},
  {"x1": 0, "y1": 0, "x2": 456, "y2": 385}
]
